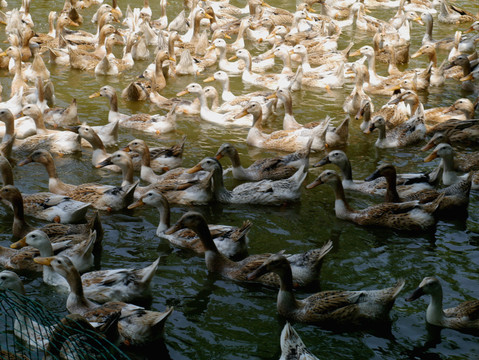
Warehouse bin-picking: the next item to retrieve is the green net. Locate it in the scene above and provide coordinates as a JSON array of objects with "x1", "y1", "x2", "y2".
[{"x1": 0, "y1": 290, "x2": 131, "y2": 360}]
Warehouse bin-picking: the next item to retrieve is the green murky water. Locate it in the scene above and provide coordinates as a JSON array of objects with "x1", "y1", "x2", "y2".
[{"x1": 0, "y1": 0, "x2": 478, "y2": 359}]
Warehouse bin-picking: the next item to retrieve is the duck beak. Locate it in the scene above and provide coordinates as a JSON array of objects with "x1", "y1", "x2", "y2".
[
  {"x1": 349, "y1": 49, "x2": 361, "y2": 57},
  {"x1": 89, "y1": 92, "x2": 101, "y2": 98},
  {"x1": 96, "y1": 157, "x2": 113, "y2": 168},
  {"x1": 263, "y1": 52, "x2": 275, "y2": 59},
  {"x1": 364, "y1": 123, "x2": 375, "y2": 134},
  {"x1": 234, "y1": 109, "x2": 249, "y2": 119},
  {"x1": 215, "y1": 152, "x2": 224, "y2": 160},
  {"x1": 66, "y1": 125, "x2": 81, "y2": 133},
  {"x1": 405, "y1": 287, "x2": 424, "y2": 302},
  {"x1": 165, "y1": 222, "x2": 182, "y2": 235},
  {"x1": 18, "y1": 157, "x2": 33, "y2": 166},
  {"x1": 176, "y1": 89, "x2": 189, "y2": 97},
  {"x1": 305, "y1": 176, "x2": 323, "y2": 189},
  {"x1": 420, "y1": 141, "x2": 435, "y2": 151},
  {"x1": 203, "y1": 76, "x2": 215, "y2": 83},
  {"x1": 424, "y1": 150, "x2": 438, "y2": 162},
  {"x1": 204, "y1": 13, "x2": 213, "y2": 20},
  {"x1": 228, "y1": 55, "x2": 238, "y2": 61},
  {"x1": 365, "y1": 169, "x2": 380, "y2": 182},
  {"x1": 464, "y1": 26, "x2": 474, "y2": 34},
  {"x1": 187, "y1": 163, "x2": 203, "y2": 174},
  {"x1": 122, "y1": 145, "x2": 131, "y2": 152},
  {"x1": 10, "y1": 237, "x2": 27, "y2": 249},
  {"x1": 127, "y1": 198, "x2": 144, "y2": 209},
  {"x1": 34, "y1": 256, "x2": 55, "y2": 266},
  {"x1": 413, "y1": 16, "x2": 424, "y2": 25},
  {"x1": 247, "y1": 263, "x2": 268, "y2": 281},
  {"x1": 388, "y1": 96, "x2": 402, "y2": 105},
  {"x1": 206, "y1": 44, "x2": 216, "y2": 51},
  {"x1": 460, "y1": 73, "x2": 473, "y2": 82},
  {"x1": 410, "y1": 49, "x2": 423, "y2": 58},
  {"x1": 265, "y1": 93, "x2": 277, "y2": 100},
  {"x1": 313, "y1": 157, "x2": 330, "y2": 167}
]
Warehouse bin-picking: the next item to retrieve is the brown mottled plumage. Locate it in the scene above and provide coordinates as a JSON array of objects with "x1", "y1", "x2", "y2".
[
  {"x1": 165, "y1": 212, "x2": 332, "y2": 288},
  {"x1": 247, "y1": 252, "x2": 405, "y2": 327},
  {"x1": 306, "y1": 170, "x2": 442, "y2": 231}
]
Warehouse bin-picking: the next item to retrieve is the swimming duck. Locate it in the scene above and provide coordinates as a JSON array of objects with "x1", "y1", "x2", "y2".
[
  {"x1": 0, "y1": 185, "x2": 101, "y2": 240},
  {"x1": 43, "y1": 98, "x2": 79, "y2": 128},
  {"x1": 279, "y1": 322, "x2": 319, "y2": 360},
  {"x1": 306, "y1": 170, "x2": 443, "y2": 231},
  {"x1": 366, "y1": 110, "x2": 426, "y2": 149},
  {"x1": 424, "y1": 143, "x2": 479, "y2": 189},
  {"x1": 89, "y1": 85, "x2": 129, "y2": 123},
  {"x1": 314, "y1": 150, "x2": 432, "y2": 196},
  {"x1": 34, "y1": 255, "x2": 173, "y2": 346},
  {"x1": 407, "y1": 276, "x2": 479, "y2": 334},
  {"x1": 68, "y1": 123, "x2": 119, "y2": 172},
  {"x1": 100, "y1": 150, "x2": 214, "y2": 205},
  {"x1": 188, "y1": 157, "x2": 307, "y2": 205},
  {"x1": 12, "y1": 230, "x2": 159, "y2": 304},
  {"x1": 365, "y1": 164, "x2": 471, "y2": 215},
  {"x1": 437, "y1": 0, "x2": 477, "y2": 24},
  {"x1": 166, "y1": 211, "x2": 333, "y2": 288},
  {"x1": 128, "y1": 190, "x2": 251, "y2": 260},
  {"x1": 240, "y1": 101, "x2": 329, "y2": 152},
  {"x1": 19, "y1": 149, "x2": 138, "y2": 211},
  {"x1": 247, "y1": 251, "x2": 405, "y2": 327},
  {"x1": 11, "y1": 229, "x2": 96, "y2": 275},
  {"x1": 343, "y1": 64, "x2": 373, "y2": 116},
  {"x1": 177, "y1": 83, "x2": 252, "y2": 127},
  {"x1": 424, "y1": 121, "x2": 479, "y2": 147},
  {"x1": 215, "y1": 141, "x2": 311, "y2": 181},
  {"x1": 0, "y1": 156, "x2": 91, "y2": 223}
]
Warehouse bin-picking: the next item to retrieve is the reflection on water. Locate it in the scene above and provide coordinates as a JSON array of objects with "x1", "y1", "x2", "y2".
[{"x1": 0, "y1": 0, "x2": 478, "y2": 359}]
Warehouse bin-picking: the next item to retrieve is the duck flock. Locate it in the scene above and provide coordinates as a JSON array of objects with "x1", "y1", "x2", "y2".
[{"x1": 0, "y1": 0, "x2": 478, "y2": 358}]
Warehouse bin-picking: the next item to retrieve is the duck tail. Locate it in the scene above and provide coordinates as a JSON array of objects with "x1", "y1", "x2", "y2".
[
  {"x1": 310, "y1": 240, "x2": 333, "y2": 271},
  {"x1": 140, "y1": 256, "x2": 161, "y2": 285},
  {"x1": 87, "y1": 211, "x2": 103, "y2": 250},
  {"x1": 231, "y1": 220, "x2": 253, "y2": 243},
  {"x1": 420, "y1": 192, "x2": 445, "y2": 214},
  {"x1": 80, "y1": 230, "x2": 97, "y2": 260},
  {"x1": 389, "y1": 279, "x2": 406, "y2": 301}
]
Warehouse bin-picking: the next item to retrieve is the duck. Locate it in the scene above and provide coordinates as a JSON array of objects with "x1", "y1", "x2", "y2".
[
  {"x1": 0, "y1": 156, "x2": 91, "y2": 223},
  {"x1": 122, "y1": 138, "x2": 184, "y2": 182},
  {"x1": 420, "y1": 12, "x2": 455, "y2": 50},
  {"x1": 176, "y1": 83, "x2": 252, "y2": 127},
  {"x1": 306, "y1": 170, "x2": 443, "y2": 231},
  {"x1": 88, "y1": 85, "x2": 129, "y2": 123},
  {"x1": 215, "y1": 141, "x2": 311, "y2": 181},
  {"x1": 437, "y1": 0, "x2": 477, "y2": 24},
  {"x1": 365, "y1": 164, "x2": 471, "y2": 215},
  {"x1": 43, "y1": 98, "x2": 79, "y2": 128},
  {"x1": 279, "y1": 322, "x2": 319, "y2": 360},
  {"x1": 16, "y1": 104, "x2": 83, "y2": 154},
  {"x1": 18, "y1": 149, "x2": 138, "y2": 211},
  {"x1": 240, "y1": 101, "x2": 329, "y2": 152},
  {"x1": 343, "y1": 64, "x2": 373, "y2": 116},
  {"x1": 424, "y1": 143, "x2": 479, "y2": 189},
  {"x1": 0, "y1": 270, "x2": 57, "y2": 350},
  {"x1": 11, "y1": 229, "x2": 96, "y2": 275},
  {"x1": 33, "y1": 255, "x2": 173, "y2": 346},
  {"x1": 424, "y1": 98, "x2": 476, "y2": 125},
  {"x1": 128, "y1": 190, "x2": 251, "y2": 260},
  {"x1": 187, "y1": 157, "x2": 307, "y2": 205},
  {"x1": 12, "y1": 230, "x2": 159, "y2": 305},
  {"x1": 365, "y1": 111, "x2": 426, "y2": 149},
  {"x1": 166, "y1": 211, "x2": 333, "y2": 289},
  {"x1": 0, "y1": 185, "x2": 102, "y2": 240},
  {"x1": 445, "y1": 54, "x2": 479, "y2": 91},
  {"x1": 99, "y1": 150, "x2": 214, "y2": 205},
  {"x1": 68, "y1": 123, "x2": 119, "y2": 172},
  {"x1": 313, "y1": 150, "x2": 432, "y2": 196},
  {"x1": 411, "y1": 43, "x2": 463, "y2": 80},
  {"x1": 247, "y1": 251, "x2": 405, "y2": 327},
  {"x1": 117, "y1": 104, "x2": 178, "y2": 135},
  {"x1": 203, "y1": 70, "x2": 272, "y2": 110},
  {"x1": 424, "y1": 121, "x2": 479, "y2": 147},
  {"x1": 406, "y1": 276, "x2": 479, "y2": 334}
]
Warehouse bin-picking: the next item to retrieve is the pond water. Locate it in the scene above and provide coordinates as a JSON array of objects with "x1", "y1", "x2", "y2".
[{"x1": 0, "y1": 0, "x2": 478, "y2": 359}]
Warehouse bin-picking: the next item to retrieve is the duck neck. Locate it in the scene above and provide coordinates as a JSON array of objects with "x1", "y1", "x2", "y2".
[
  {"x1": 140, "y1": 147, "x2": 151, "y2": 167},
  {"x1": 1, "y1": 114, "x2": 15, "y2": 142},
  {"x1": 426, "y1": 288, "x2": 445, "y2": 326},
  {"x1": 220, "y1": 78, "x2": 234, "y2": 102},
  {"x1": 227, "y1": 149, "x2": 243, "y2": 170},
  {"x1": 423, "y1": 17, "x2": 433, "y2": 44},
  {"x1": 119, "y1": 159, "x2": 135, "y2": 186},
  {"x1": 279, "y1": 52, "x2": 292, "y2": 75},
  {"x1": 383, "y1": 173, "x2": 401, "y2": 203},
  {"x1": 428, "y1": 49, "x2": 437, "y2": 67},
  {"x1": 156, "y1": 198, "x2": 170, "y2": 235},
  {"x1": 330, "y1": 180, "x2": 355, "y2": 217},
  {"x1": 66, "y1": 263, "x2": 95, "y2": 312},
  {"x1": 11, "y1": 195, "x2": 29, "y2": 238},
  {"x1": 300, "y1": 52, "x2": 311, "y2": 72},
  {"x1": 210, "y1": 164, "x2": 231, "y2": 202},
  {"x1": 0, "y1": 157, "x2": 13, "y2": 185},
  {"x1": 86, "y1": 131, "x2": 106, "y2": 152},
  {"x1": 276, "y1": 264, "x2": 300, "y2": 316},
  {"x1": 32, "y1": 111, "x2": 48, "y2": 135},
  {"x1": 108, "y1": 92, "x2": 119, "y2": 113}
]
